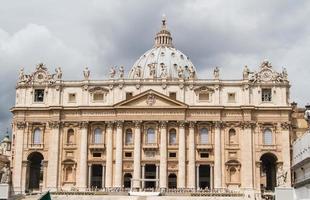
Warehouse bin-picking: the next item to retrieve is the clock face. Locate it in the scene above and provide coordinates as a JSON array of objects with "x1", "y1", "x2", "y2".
[{"x1": 261, "y1": 70, "x2": 272, "y2": 82}]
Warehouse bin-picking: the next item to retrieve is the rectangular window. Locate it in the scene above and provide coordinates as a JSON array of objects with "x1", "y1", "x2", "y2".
[
  {"x1": 228, "y1": 93, "x2": 236, "y2": 102},
  {"x1": 200, "y1": 153, "x2": 209, "y2": 158},
  {"x1": 169, "y1": 152, "x2": 177, "y2": 158},
  {"x1": 68, "y1": 93, "x2": 76, "y2": 102},
  {"x1": 126, "y1": 92, "x2": 133, "y2": 100},
  {"x1": 262, "y1": 89, "x2": 272, "y2": 102},
  {"x1": 169, "y1": 92, "x2": 176, "y2": 100},
  {"x1": 93, "y1": 93, "x2": 104, "y2": 101},
  {"x1": 93, "y1": 153, "x2": 101, "y2": 157},
  {"x1": 125, "y1": 152, "x2": 132, "y2": 158},
  {"x1": 199, "y1": 93, "x2": 209, "y2": 101},
  {"x1": 34, "y1": 89, "x2": 45, "y2": 102}
]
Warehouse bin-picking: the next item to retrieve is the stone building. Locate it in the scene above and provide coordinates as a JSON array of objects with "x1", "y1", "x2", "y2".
[{"x1": 11, "y1": 17, "x2": 292, "y2": 198}]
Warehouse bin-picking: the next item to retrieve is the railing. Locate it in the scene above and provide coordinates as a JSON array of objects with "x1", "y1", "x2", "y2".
[
  {"x1": 196, "y1": 143, "x2": 213, "y2": 150},
  {"x1": 261, "y1": 144, "x2": 277, "y2": 151},
  {"x1": 143, "y1": 143, "x2": 159, "y2": 149},
  {"x1": 89, "y1": 143, "x2": 105, "y2": 150},
  {"x1": 64, "y1": 143, "x2": 77, "y2": 149},
  {"x1": 28, "y1": 143, "x2": 44, "y2": 149}
]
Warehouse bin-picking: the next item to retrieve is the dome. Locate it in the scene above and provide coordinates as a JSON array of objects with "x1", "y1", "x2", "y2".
[{"x1": 128, "y1": 16, "x2": 197, "y2": 80}]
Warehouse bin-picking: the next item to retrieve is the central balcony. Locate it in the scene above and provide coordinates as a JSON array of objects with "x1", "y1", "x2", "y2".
[
  {"x1": 143, "y1": 143, "x2": 159, "y2": 150},
  {"x1": 196, "y1": 143, "x2": 213, "y2": 151},
  {"x1": 89, "y1": 143, "x2": 105, "y2": 151},
  {"x1": 28, "y1": 143, "x2": 44, "y2": 150}
]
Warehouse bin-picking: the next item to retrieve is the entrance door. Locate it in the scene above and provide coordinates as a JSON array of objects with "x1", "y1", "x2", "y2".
[
  {"x1": 145, "y1": 164, "x2": 156, "y2": 188},
  {"x1": 260, "y1": 153, "x2": 277, "y2": 191},
  {"x1": 91, "y1": 164, "x2": 102, "y2": 188},
  {"x1": 199, "y1": 165, "x2": 210, "y2": 189},
  {"x1": 27, "y1": 152, "x2": 44, "y2": 191}
]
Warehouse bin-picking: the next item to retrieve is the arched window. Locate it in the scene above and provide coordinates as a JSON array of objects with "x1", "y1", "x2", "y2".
[
  {"x1": 125, "y1": 129, "x2": 133, "y2": 145},
  {"x1": 229, "y1": 129, "x2": 236, "y2": 144},
  {"x1": 33, "y1": 128, "x2": 41, "y2": 144},
  {"x1": 169, "y1": 129, "x2": 177, "y2": 145},
  {"x1": 94, "y1": 128, "x2": 102, "y2": 144},
  {"x1": 67, "y1": 129, "x2": 74, "y2": 144},
  {"x1": 146, "y1": 128, "x2": 155, "y2": 144},
  {"x1": 264, "y1": 128, "x2": 273, "y2": 145},
  {"x1": 200, "y1": 128, "x2": 209, "y2": 144}
]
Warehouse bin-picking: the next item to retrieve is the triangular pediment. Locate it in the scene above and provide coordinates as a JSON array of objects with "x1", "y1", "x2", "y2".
[{"x1": 114, "y1": 89, "x2": 188, "y2": 108}]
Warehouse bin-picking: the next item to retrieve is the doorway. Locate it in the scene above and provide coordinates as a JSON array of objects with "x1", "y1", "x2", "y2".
[
  {"x1": 144, "y1": 164, "x2": 156, "y2": 188},
  {"x1": 199, "y1": 165, "x2": 210, "y2": 189}
]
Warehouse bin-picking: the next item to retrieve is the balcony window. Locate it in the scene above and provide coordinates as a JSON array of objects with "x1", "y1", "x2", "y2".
[
  {"x1": 125, "y1": 129, "x2": 133, "y2": 145},
  {"x1": 33, "y1": 128, "x2": 41, "y2": 144},
  {"x1": 263, "y1": 128, "x2": 273, "y2": 145},
  {"x1": 146, "y1": 128, "x2": 155, "y2": 144},
  {"x1": 93, "y1": 93, "x2": 104, "y2": 101},
  {"x1": 169, "y1": 92, "x2": 176, "y2": 100},
  {"x1": 199, "y1": 93, "x2": 209, "y2": 101},
  {"x1": 200, "y1": 128, "x2": 209, "y2": 144},
  {"x1": 228, "y1": 93, "x2": 236, "y2": 103},
  {"x1": 229, "y1": 129, "x2": 237, "y2": 144},
  {"x1": 34, "y1": 89, "x2": 44, "y2": 102},
  {"x1": 67, "y1": 129, "x2": 74, "y2": 144},
  {"x1": 93, "y1": 128, "x2": 102, "y2": 144},
  {"x1": 169, "y1": 129, "x2": 177, "y2": 145},
  {"x1": 262, "y1": 89, "x2": 272, "y2": 102}
]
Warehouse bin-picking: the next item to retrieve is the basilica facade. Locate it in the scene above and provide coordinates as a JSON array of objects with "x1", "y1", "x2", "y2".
[{"x1": 11, "y1": 17, "x2": 292, "y2": 197}]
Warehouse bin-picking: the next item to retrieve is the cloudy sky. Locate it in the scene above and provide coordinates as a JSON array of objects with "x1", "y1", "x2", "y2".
[{"x1": 0, "y1": 0, "x2": 310, "y2": 139}]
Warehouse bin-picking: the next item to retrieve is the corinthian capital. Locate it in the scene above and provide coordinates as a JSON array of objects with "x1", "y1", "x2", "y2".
[
  {"x1": 159, "y1": 121, "x2": 168, "y2": 129},
  {"x1": 178, "y1": 120, "x2": 187, "y2": 127},
  {"x1": 116, "y1": 120, "x2": 124, "y2": 128},
  {"x1": 16, "y1": 121, "x2": 26, "y2": 130},
  {"x1": 106, "y1": 121, "x2": 114, "y2": 129},
  {"x1": 280, "y1": 122, "x2": 290, "y2": 130},
  {"x1": 241, "y1": 121, "x2": 254, "y2": 129},
  {"x1": 189, "y1": 121, "x2": 196, "y2": 128},
  {"x1": 79, "y1": 121, "x2": 89, "y2": 129},
  {"x1": 133, "y1": 120, "x2": 142, "y2": 128},
  {"x1": 48, "y1": 121, "x2": 61, "y2": 129},
  {"x1": 214, "y1": 121, "x2": 222, "y2": 129}
]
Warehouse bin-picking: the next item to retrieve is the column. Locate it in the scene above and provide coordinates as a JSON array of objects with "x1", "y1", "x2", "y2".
[
  {"x1": 114, "y1": 121, "x2": 123, "y2": 188},
  {"x1": 241, "y1": 122, "x2": 253, "y2": 189},
  {"x1": 281, "y1": 122, "x2": 292, "y2": 187},
  {"x1": 102, "y1": 165, "x2": 106, "y2": 189},
  {"x1": 188, "y1": 122, "x2": 196, "y2": 189},
  {"x1": 13, "y1": 122, "x2": 26, "y2": 194},
  {"x1": 142, "y1": 165, "x2": 145, "y2": 189},
  {"x1": 88, "y1": 164, "x2": 92, "y2": 188},
  {"x1": 46, "y1": 121, "x2": 61, "y2": 191},
  {"x1": 156, "y1": 165, "x2": 159, "y2": 188},
  {"x1": 78, "y1": 121, "x2": 88, "y2": 191},
  {"x1": 214, "y1": 121, "x2": 222, "y2": 188},
  {"x1": 178, "y1": 121, "x2": 186, "y2": 188},
  {"x1": 133, "y1": 121, "x2": 142, "y2": 189},
  {"x1": 210, "y1": 165, "x2": 214, "y2": 190},
  {"x1": 105, "y1": 122, "x2": 113, "y2": 188},
  {"x1": 21, "y1": 161, "x2": 28, "y2": 193},
  {"x1": 196, "y1": 165, "x2": 199, "y2": 189},
  {"x1": 159, "y1": 121, "x2": 167, "y2": 190}
]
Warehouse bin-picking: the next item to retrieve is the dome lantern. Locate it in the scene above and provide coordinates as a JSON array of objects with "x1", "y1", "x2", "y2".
[{"x1": 154, "y1": 15, "x2": 173, "y2": 48}]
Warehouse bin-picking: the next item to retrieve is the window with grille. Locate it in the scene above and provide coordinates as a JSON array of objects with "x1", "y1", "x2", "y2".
[
  {"x1": 262, "y1": 89, "x2": 272, "y2": 102},
  {"x1": 68, "y1": 93, "x2": 76, "y2": 102},
  {"x1": 169, "y1": 129, "x2": 177, "y2": 145},
  {"x1": 200, "y1": 128, "x2": 209, "y2": 144},
  {"x1": 263, "y1": 128, "x2": 273, "y2": 145},
  {"x1": 93, "y1": 128, "x2": 102, "y2": 144},
  {"x1": 67, "y1": 129, "x2": 74, "y2": 144},
  {"x1": 125, "y1": 129, "x2": 133, "y2": 145},
  {"x1": 93, "y1": 93, "x2": 104, "y2": 101},
  {"x1": 146, "y1": 128, "x2": 155, "y2": 144},
  {"x1": 33, "y1": 128, "x2": 41, "y2": 144},
  {"x1": 199, "y1": 93, "x2": 209, "y2": 101},
  {"x1": 126, "y1": 92, "x2": 133, "y2": 100},
  {"x1": 34, "y1": 89, "x2": 45, "y2": 102},
  {"x1": 169, "y1": 92, "x2": 176, "y2": 100},
  {"x1": 228, "y1": 93, "x2": 236, "y2": 102}
]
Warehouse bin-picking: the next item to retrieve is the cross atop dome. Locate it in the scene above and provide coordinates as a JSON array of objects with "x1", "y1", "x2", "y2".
[{"x1": 154, "y1": 15, "x2": 173, "y2": 47}]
